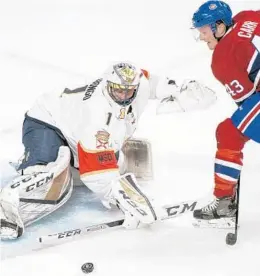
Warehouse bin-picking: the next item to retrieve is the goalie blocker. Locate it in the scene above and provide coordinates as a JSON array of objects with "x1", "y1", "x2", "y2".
[{"x1": 120, "y1": 138, "x2": 153, "y2": 181}]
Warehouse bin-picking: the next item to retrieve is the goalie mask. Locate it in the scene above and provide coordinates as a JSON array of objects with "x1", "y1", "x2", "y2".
[{"x1": 102, "y1": 62, "x2": 142, "y2": 107}]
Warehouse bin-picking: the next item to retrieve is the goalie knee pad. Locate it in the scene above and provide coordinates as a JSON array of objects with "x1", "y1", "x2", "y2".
[
  {"x1": 121, "y1": 138, "x2": 153, "y2": 181},
  {"x1": 111, "y1": 173, "x2": 157, "y2": 225}
]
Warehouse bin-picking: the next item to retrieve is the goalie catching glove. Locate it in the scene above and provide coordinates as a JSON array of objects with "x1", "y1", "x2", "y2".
[
  {"x1": 156, "y1": 78, "x2": 217, "y2": 114},
  {"x1": 103, "y1": 173, "x2": 158, "y2": 229}
]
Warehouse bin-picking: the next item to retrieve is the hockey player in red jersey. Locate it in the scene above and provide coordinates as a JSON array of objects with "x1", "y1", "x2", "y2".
[{"x1": 191, "y1": 0, "x2": 260, "y2": 225}]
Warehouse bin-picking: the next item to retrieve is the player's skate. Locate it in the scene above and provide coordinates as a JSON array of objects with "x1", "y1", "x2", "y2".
[{"x1": 193, "y1": 196, "x2": 237, "y2": 229}]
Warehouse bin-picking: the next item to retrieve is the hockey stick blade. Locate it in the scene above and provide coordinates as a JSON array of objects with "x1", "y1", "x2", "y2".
[{"x1": 38, "y1": 199, "x2": 198, "y2": 245}]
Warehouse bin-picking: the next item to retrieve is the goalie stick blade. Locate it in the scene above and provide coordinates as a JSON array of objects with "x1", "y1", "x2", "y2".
[
  {"x1": 38, "y1": 199, "x2": 198, "y2": 245},
  {"x1": 192, "y1": 217, "x2": 236, "y2": 229},
  {"x1": 38, "y1": 219, "x2": 125, "y2": 243}
]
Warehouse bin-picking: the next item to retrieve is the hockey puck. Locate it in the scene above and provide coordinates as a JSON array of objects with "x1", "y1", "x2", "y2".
[
  {"x1": 81, "y1": 262, "x2": 94, "y2": 274},
  {"x1": 226, "y1": 233, "x2": 237, "y2": 245}
]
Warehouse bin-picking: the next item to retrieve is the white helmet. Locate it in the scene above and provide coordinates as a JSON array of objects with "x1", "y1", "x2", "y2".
[{"x1": 102, "y1": 62, "x2": 143, "y2": 107}]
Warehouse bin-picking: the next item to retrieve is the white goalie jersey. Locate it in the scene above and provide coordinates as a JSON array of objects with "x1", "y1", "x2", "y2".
[
  {"x1": 27, "y1": 71, "x2": 152, "y2": 167},
  {"x1": 26, "y1": 66, "x2": 216, "y2": 199},
  {"x1": 26, "y1": 69, "x2": 152, "y2": 198}
]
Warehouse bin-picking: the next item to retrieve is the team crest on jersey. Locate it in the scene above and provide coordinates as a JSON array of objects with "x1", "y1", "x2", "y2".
[
  {"x1": 209, "y1": 3, "x2": 217, "y2": 10},
  {"x1": 114, "y1": 63, "x2": 137, "y2": 84},
  {"x1": 95, "y1": 130, "x2": 110, "y2": 149}
]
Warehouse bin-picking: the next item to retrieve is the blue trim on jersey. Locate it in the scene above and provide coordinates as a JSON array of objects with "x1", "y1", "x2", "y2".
[
  {"x1": 249, "y1": 51, "x2": 260, "y2": 83},
  {"x1": 215, "y1": 163, "x2": 241, "y2": 179},
  {"x1": 231, "y1": 93, "x2": 260, "y2": 142},
  {"x1": 232, "y1": 93, "x2": 260, "y2": 125}
]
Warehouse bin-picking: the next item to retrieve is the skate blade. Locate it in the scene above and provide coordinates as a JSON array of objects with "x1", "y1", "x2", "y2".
[{"x1": 192, "y1": 217, "x2": 236, "y2": 229}]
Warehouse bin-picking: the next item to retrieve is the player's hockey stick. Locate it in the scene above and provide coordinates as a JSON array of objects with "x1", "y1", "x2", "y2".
[
  {"x1": 38, "y1": 199, "x2": 198, "y2": 245},
  {"x1": 226, "y1": 176, "x2": 240, "y2": 245}
]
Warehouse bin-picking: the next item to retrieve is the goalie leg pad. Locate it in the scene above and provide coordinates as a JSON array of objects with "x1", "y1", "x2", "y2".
[
  {"x1": 121, "y1": 138, "x2": 153, "y2": 181},
  {"x1": 7, "y1": 146, "x2": 73, "y2": 227},
  {"x1": 0, "y1": 188, "x2": 24, "y2": 239},
  {"x1": 111, "y1": 173, "x2": 157, "y2": 225}
]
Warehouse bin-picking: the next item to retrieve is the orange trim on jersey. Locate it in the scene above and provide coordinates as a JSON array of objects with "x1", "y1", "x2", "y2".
[
  {"x1": 141, "y1": 69, "x2": 150, "y2": 79},
  {"x1": 78, "y1": 142, "x2": 118, "y2": 176},
  {"x1": 79, "y1": 141, "x2": 114, "y2": 153}
]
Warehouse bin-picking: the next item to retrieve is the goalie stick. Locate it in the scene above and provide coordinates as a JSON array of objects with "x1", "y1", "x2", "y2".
[{"x1": 38, "y1": 199, "x2": 198, "y2": 245}]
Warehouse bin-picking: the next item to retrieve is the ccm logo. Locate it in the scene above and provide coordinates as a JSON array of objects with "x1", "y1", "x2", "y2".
[
  {"x1": 58, "y1": 229, "x2": 81, "y2": 239},
  {"x1": 166, "y1": 201, "x2": 197, "y2": 216},
  {"x1": 10, "y1": 173, "x2": 54, "y2": 192}
]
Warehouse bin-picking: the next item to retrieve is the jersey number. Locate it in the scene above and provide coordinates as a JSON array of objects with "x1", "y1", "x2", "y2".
[{"x1": 225, "y1": 80, "x2": 244, "y2": 96}]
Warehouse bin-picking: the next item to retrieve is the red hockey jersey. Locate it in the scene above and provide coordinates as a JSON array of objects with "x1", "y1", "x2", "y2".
[{"x1": 212, "y1": 10, "x2": 260, "y2": 103}]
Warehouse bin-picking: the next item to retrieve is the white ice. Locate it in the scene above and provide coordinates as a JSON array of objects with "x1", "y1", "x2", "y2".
[{"x1": 1, "y1": 0, "x2": 260, "y2": 275}]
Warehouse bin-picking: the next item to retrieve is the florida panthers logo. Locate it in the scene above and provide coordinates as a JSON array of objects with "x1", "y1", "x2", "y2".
[{"x1": 95, "y1": 130, "x2": 110, "y2": 149}]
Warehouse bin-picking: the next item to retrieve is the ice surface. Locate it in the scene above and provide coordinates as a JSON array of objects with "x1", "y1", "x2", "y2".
[{"x1": 1, "y1": 0, "x2": 260, "y2": 275}]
